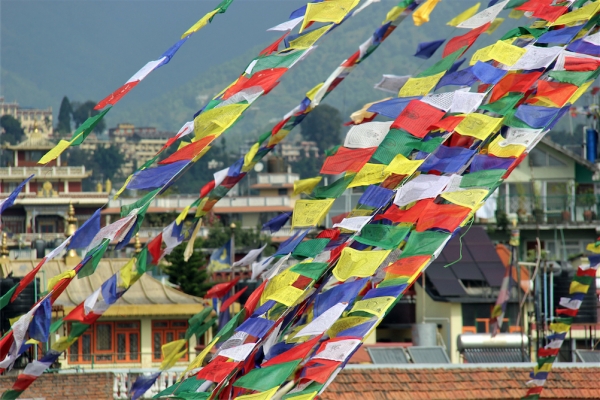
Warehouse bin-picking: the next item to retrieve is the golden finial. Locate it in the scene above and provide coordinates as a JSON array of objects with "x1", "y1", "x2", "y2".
[
  {"x1": 134, "y1": 233, "x2": 142, "y2": 254},
  {"x1": 1, "y1": 233, "x2": 9, "y2": 258},
  {"x1": 65, "y1": 203, "x2": 81, "y2": 266}
]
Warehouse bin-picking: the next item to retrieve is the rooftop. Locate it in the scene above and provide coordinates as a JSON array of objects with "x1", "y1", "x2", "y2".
[{"x1": 322, "y1": 364, "x2": 600, "y2": 400}]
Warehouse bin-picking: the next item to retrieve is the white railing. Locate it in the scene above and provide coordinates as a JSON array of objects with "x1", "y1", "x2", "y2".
[
  {"x1": 0, "y1": 166, "x2": 87, "y2": 177},
  {"x1": 255, "y1": 173, "x2": 298, "y2": 185},
  {"x1": 215, "y1": 196, "x2": 291, "y2": 208},
  {"x1": 113, "y1": 370, "x2": 183, "y2": 399},
  {"x1": 108, "y1": 196, "x2": 198, "y2": 209}
]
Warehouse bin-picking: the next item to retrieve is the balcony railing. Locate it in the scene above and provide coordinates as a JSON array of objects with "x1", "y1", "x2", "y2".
[
  {"x1": 495, "y1": 194, "x2": 599, "y2": 225},
  {"x1": 0, "y1": 166, "x2": 87, "y2": 177},
  {"x1": 255, "y1": 173, "x2": 299, "y2": 185},
  {"x1": 108, "y1": 196, "x2": 291, "y2": 211}
]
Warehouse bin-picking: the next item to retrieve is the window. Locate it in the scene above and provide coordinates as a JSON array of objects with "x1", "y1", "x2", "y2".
[
  {"x1": 68, "y1": 321, "x2": 140, "y2": 364},
  {"x1": 528, "y1": 148, "x2": 567, "y2": 167},
  {"x1": 152, "y1": 320, "x2": 189, "y2": 362}
]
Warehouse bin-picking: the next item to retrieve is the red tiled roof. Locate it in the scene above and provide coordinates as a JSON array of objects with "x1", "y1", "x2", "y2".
[{"x1": 321, "y1": 366, "x2": 600, "y2": 400}]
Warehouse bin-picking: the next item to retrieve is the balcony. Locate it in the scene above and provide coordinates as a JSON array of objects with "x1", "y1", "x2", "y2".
[
  {"x1": 108, "y1": 196, "x2": 198, "y2": 210},
  {"x1": 0, "y1": 166, "x2": 89, "y2": 178},
  {"x1": 255, "y1": 172, "x2": 298, "y2": 185},
  {"x1": 214, "y1": 196, "x2": 291, "y2": 208},
  {"x1": 494, "y1": 194, "x2": 599, "y2": 226}
]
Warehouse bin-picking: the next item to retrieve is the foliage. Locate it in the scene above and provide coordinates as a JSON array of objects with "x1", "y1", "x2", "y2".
[
  {"x1": 56, "y1": 96, "x2": 72, "y2": 135},
  {"x1": 64, "y1": 145, "x2": 125, "y2": 190},
  {"x1": 290, "y1": 155, "x2": 324, "y2": 179},
  {"x1": 145, "y1": 211, "x2": 179, "y2": 227},
  {"x1": 299, "y1": 104, "x2": 343, "y2": 153},
  {"x1": 164, "y1": 241, "x2": 213, "y2": 298},
  {"x1": 71, "y1": 100, "x2": 106, "y2": 133},
  {"x1": 204, "y1": 218, "x2": 274, "y2": 255},
  {"x1": 0, "y1": 115, "x2": 25, "y2": 145}
]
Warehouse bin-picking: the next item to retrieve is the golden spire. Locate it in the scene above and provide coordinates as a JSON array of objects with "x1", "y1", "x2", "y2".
[
  {"x1": 1, "y1": 233, "x2": 9, "y2": 258},
  {"x1": 65, "y1": 203, "x2": 81, "y2": 266},
  {"x1": 134, "y1": 233, "x2": 142, "y2": 254}
]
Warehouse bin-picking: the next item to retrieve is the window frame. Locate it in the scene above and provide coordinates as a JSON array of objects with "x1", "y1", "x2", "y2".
[
  {"x1": 68, "y1": 320, "x2": 141, "y2": 364},
  {"x1": 151, "y1": 320, "x2": 189, "y2": 363}
]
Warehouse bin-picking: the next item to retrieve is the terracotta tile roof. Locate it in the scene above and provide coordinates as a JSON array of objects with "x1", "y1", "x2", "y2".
[{"x1": 321, "y1": 365, "x2": 600, "y2": 400}]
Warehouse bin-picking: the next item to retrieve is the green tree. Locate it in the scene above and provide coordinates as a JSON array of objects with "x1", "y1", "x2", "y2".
[
  {"x1": 0, "y1": 115, "x2": 25, "y2": 145},
  {"x1": 72, "y1": 100, "x2": 106, "y2": 133},
  {"x1": 299, "y1": 104, "x2": 343, "y2": 153},
  {"x1": 164, "y1": 242, "x2": 213, "y2": 297},
  {"x1": 290, "y1": 155, "x2": 324, "y2": 179},
  {"x1": 56, "y1": 96, "x2": 73, "y2": 135},
  {"x1": 204, "y1": 219, "x2": 274, "y2": 255},
  {"x1": 92, "y1": 144, "x2": 125, "y2": 181}
]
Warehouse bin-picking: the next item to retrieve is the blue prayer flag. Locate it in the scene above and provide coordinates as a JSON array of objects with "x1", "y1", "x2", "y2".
[
  {"x1": 236, "y1": 317, "x2": 274, "y2": 338},
  {"x1": 29, "y1": 297, "x2": 52, "y2": 343},
  {"x1": 414, "y1": 39, "x2": 445, "y2": 59},
  {"x1": 471, "y1": 61, "x2": 506, "y2": 84},
  {"x1": 263, "y1": 212, "x2": 291, "y2": 233},
  {"x1": 68, "y1": 208, "x2": 101, "y2": 250},
  {"x1": 314, "y1": 278, "x2": 367, "y2": 318},
  {"x1": 275, "y1": 230, "x2": 309, "y2": 256},
  {"x1": 537, "y1": 25, "x2": 584, "y2": 45},
  {"x1": 0, "y1": 175, "x2": 32, "y2": 214},
  {"x1": 435, "y1": 67, "x2": 478, "y2": 90},
  {"x1": 362, "y1": 284, "x2": 408, "y2": 300},
  {"x1": 127, "y1": 160, "x2": 188, "y2": 190},
  {"x1": 567, "y1": 38, "x2": 600, "y2": 57},
  {"x1": 130, "y1": 373, "x2": 161, "y2": 400},
  {"x1": 358, "y1": 185, "x2": 394, "y2": 209},
  {"x1": 418, "y1": 145, "x2": 476, "y2": 173},
  {"x1": 337, "y1": 319, "x2": 377, "y2": 338},
  {"x1": 102, "y1": 274, "x2": 119, "y2": 305},
  {"x1": 209, "y1": 239, "x2": 232, "y2": 271},
  {"x1": 470, "y1": 154, "x2": 515, "y2": 172},
  {"x1": 367, "y1": 97, "x2": 421, "y2": 119},
  {"x1": 514, "y1": 105, "x2": 562, "y2": 129},
  {"x1": 448, "y1": 58, "x2": 466, "y2": 74}
]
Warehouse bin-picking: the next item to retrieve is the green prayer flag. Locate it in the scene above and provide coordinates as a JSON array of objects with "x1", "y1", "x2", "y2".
[
  {"x1": 312, "y1": 174, "x2": 354, "y2": 199},
  {"x1": 479, "y1": 93, "x2": 524, "y2": 116},
  {"x1": 355, "y1": 224, "x2": 411, "y2": 250},
  {"x1": 70, "y1": 107, "x2": 111, "y2": 145},
  {"x1": 548, "y1": 70, "x2": 600, "y2": 87},
  {"x1": 210, "y1": 185, "x2": 229, "y2": 199},
  {"x1": 50, "y1": 318, "x2": 64, "y2": 334},
  {"x1": 324, "y1": 145, "x2": 341, "y2": 157},
  {"x1": 412, "y1": 136, "x2": 444, "y2": 153},
  {"x1": 291, "y1": 239, "x2": 329, "y2": 259},
  {"x1": 68, "y1": 322, "x2": 91, "y2": 339},
  {"x1": 504, "y1": 0, "x2": 528, "y2": 8},
  {"x1": 378, "y1": 277, "x2": 410, "y2": 287},
  {"x1": 573, "y1": 275, "x2": 593, "y2": 285},
  {"x1": 257, "y1": 131, "x2": 271, "y2": 145},
  {"x1": 416, "y1": 47, "x2": 465, "y2": 78},
  {"x1": 216, "y1": 309, "x2": 245, "y2": 344},
  {"x1": 537, "y1": 356, "x2": 556, "y2": 367},
  {"x1": 121, "y1": 189, "x2": 161, "y2": 217},
  {"x1": 282, "y1": 382, "x2": 324, "y2": 399},
  {"x1": 233, "y1": 360, "x2": 301, "y2": 392},
  {"x1": 173, "y1": 377, "x2": 208, "y2": 395},
  {"x1": 504, "y1": 109, "x2": 534, "y2": 129},
  {"x1": 372, "y1": 129, "x2": 417, "y2": 164},
  {"x1": 290, "y1": 262, "x2": 329, "y2": 280},
  {"x1": 460, "y1": 170, "x2": 505, "y2": 189},
  {"x1": 251, "y1": 51, "x2": 306, "y2": 75},
  {"x1": 136, "y1": 247, "x2": 149, "y2": 275},
  {"x1": 141, "y1": 154, "x2": 160, "y2": 170},
  {"x1": 78, "y1": 239, "x2": 110, "y2": 278},
  {"x1": 188, "y1": 307, "x2": 213, "y2": 328},
  {"x1": 401, "y1": 230, "x2": 450, "y2": 257},
  {"x1": 500, "y1": 26, "x2": 547, "y2": 41},
  {"x1": 1, "y1": 390, "x2": 23, "y2": 400},
  {"x1": 0, "y1": 284, "x2": 17, "y2": 311},
  {"x1": 216, "y1": 0, "x2": 234, "y2": 13}
]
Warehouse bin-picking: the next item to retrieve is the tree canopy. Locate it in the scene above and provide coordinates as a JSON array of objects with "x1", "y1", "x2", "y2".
[
  {"x1": 0, "y1": 115, "x2": 25, "y2": 145},
  {"x1": 56, "y1": 96, "x2": 73, "y2": 135},
  {"x1": 72, "y1": 100, "x2": 106, "y2": 133}
]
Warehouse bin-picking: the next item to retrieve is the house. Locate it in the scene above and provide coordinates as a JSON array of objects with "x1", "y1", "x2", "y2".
[{"x1": 0, "y1": 97, "x2": 53, "y2": 137}]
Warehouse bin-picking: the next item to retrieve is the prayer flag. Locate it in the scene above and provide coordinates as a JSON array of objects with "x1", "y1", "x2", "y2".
[
  {"x1": 447, "y1": 3, "x2": 480, "y2": 27},
  {"x1": 414, "y1": 39, "x2": 445, "y2": 59},
  {"x1": 292, "y1": 199, "x2": 335, "y2": 228}
]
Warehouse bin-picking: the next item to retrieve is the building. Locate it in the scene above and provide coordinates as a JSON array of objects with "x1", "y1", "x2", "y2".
[
  {"x1": 0, "y1": 97, "x2": 53, "y2": 137},
  {"x1": 279, "y1": 140, "x2": 320, "y2": 162},
  {"x1": 3, "y1": 255, "x2": 209, "y2": 371},
  {"x1": 0, "y1": 128, "x2": 108, "y2": 251}
]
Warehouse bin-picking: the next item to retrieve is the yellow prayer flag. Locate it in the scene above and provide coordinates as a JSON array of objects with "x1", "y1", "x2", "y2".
[
  {"x1": 289, "y1": 25, "x2": 331, "y2": 49},
  {"x1": 586, "y1": 243, "x2": 600, "y2": 254},
  {"x1": 551, "y1": 1, "x2": 600, "y2": 26},
  {"x1": 176, "y1": 205, "x2": 191, "y2": 225},
  {"x1": 441, "y1": 189, "x2": 489, "y2": 209},
  {"x1": 398, "y1": 71, "x2": 445, "y2": 97},
  {"x1": 301, "y1": 0, "x2": 360, "y2": 32},
  {"x1": 261, "y1": 270, "x2": 302, "y2": 305},
  {"x1": 306, "y1": 83, "x2": 324, "y2": 101},
  {"x1": 413, "y1": 0, "x2": 441, "y2": 26},
  {"x1": 351, "y1": 99, "x2": 391, "y2": 124},
  {"x1": 177, "y1": 141, "x2": 190, "y2": 151},
  {"x1": 568, "y1": 80, "x2": 594, "y2": 105},
  {"x1": 384, "y1": 6, "x2": 406, "y2": 24},
  {"x1": 119, "y1": 258, "x2": 136, "y2": 289},
  {"x1": 455, "y1": 113, "x2": 503, "y2": 141},
  {"x1": 182, "y1": 337, "x2": 218, "y2": 376},
  {"x1": 487, "y1": 135, "x2": 526, "y2": 158},
  {"x1": 234, "y1": 387, "x2": 280, "y2": 400},
  {"x1": 534, "y1": 363, "x2": 553, "y2": 374},
  {"x1": 267, "y1": 285, "x2": 306, "y2": 307},
  {"x1": 293, "y1": 177, "x2": 322, "y2": 196},
  {"x1": 113, "y1": 175, "x2": 133, "y2": 200},
  {"x1": 486, "y1": 18, "x2": 504, "y2": 34},
  {"x1": 160, "y1": 339, "x2": 187, "y2": 370},
  {"x1": 333, "y1": 248, "x2": 391, "y2": 282},
  {"x1": 530, "y1": 19, "x2": 548, "y2": 28},
  {"x1": 350, "y1": 296, "x2": 396, "y2": 317},
  {"x1": 242, "y1": 142, "x2": 260, "y2": 172},
  {"x1": 447, "y1": 2, "x2": 480, "y2": 27},
  {"x1": 549, "y1": 322, "x2": 571, "y2": 334},
  {"x1": 470, "y1": 44, "x2": 494, "y2": 66},
  {"x1": 194, "y1": 104, "x2": 249, "y2": 140},
  {"x1": 569, "y1": 281, "x2": 590, "y2": 295},
  {"x1": 292, "y1": 199, "x2": 335, "y2": 228},
  {"x1": 53, "y1": 335, "x2": 79, "y2": 352},
  {"x1": 25, "y1": 338, "x2": 40, "y2": 346},
  {"x1": 47, "y1": 270, "x2": 76, "y2": 291},
  {"x1": 38, "y1": 140, "x2": 71, "y2": 165},
  {"x1": 508, "y1": 9, "x2": 524, "y2": 19},
  {"x1": 327, "y1": 316, "x2": 372, "y2": 338},
  {"x1": 487, "y1": 40, "x2": 526, "y2": 67},
  {"x1": 267, "y1": 127, "x2": 291, "y2": 147},
  {"x1": 285, "y1": 392, "x2": 318, "y2": 400},
  {"x1": 348, "y1": 163, "x2": 388, "y2": 188},
  {"x1": 181, "y1": 9, "x2": 219, "y2": 39},
  {"x1": 384, "y1": 154, "x2": 423, "y2": 176}
]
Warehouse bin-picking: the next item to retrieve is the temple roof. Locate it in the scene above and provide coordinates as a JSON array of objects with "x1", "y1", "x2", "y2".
[
  {"x1": 3, "y1": 132, "x2": 56, "y2": 151},
  {"x1": 8, "y1": 258, "x2": 205, "y2": 317}
]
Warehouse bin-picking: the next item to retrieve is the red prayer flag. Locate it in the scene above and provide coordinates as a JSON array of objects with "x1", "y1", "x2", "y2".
[
  {"x1": 317, "y1": 228, "x2": 340, "y2": 240},
  {"x1": 531, "y1": 81, "x2": 578, "y2": 107},
  {"x1": 537, "y1": 347, "x2": 560, "y2": 357},
  {"x1": 443, "y1": 23, "x2": 490, "y2": 58},
  {"x1": 11, "y1": 258, "x2": 46, "y2": 302},
  {"x1": 533, "y1": 5, "x2": 567, "y2": 21},
  {"x1": 262, "y1": 335, "x2": 322, "y2": 367},
  {"x1": 564, "y1": 57, "x2": 600, "y2": 72},
  {"x1": 342, "y1": 50, "x2": 361, "y2": 67},
  {"x1": 429, "y1": 115, "x2": 465, "y2": 132},
  {"x1": 415, "y1": 202, "x2": 472, "y2": 232},
  {"x1": 205, "y1": 277, "x2": 241, "y2": 299},
  {"x1": 220, "y1": 287, "x2": 248, "y2": 312},
  {"x1": 374, "y1": 199, "x2": 433, "y2": 224},
  {"x1": 159, "y1": 135, "x2": 215, "y2": 164},
  {"x1": 490, "y1": 71, "x2": 543, "y2": 103},
  {"x1": 391, "y1": 100, "x2": 445, "y2": 139},
  {"x1": 577, "y1": 267, "x2": 597, "y2": 277},
  {"x1": 223, "y1": 68, "x2": 287, "y2": 99},
  {"x1": 385, "y1": 255, "x2": 431, "y2": 276},
  {"x1": 301, "y1": 359, "x2": 341, "y2": 383},
  {"x1": 244, "y1": 279, "x2": 267, "y2": 316},
  {"x1": 147, "y1": 233, "x2": 164, "y2": 264},
  {"x1": 259, "y1": 32, "x2": 289, "y2": 56},
  {"x1": 12, "y1": 374, "x2": 37, "y2": 392},
  {"x1": 556, "y1": 308, "x2": 578, "y2": 316},
  {"x1": 200, "y1": 180, "x2": 216, "y2": 198},
  {"x1": 515, "y1": 0, "x2": 551, "y2": 12},
  {"x1": 94, "y1": 81, "x2": 139, "y2": 110},
  {"x1": 196, "y1": 356, "x2": 239, "y2": 383},
  {"x1": 526, "y1": 387, "x2": 544, "y2": 395},
  {"x1": 63, "y1": 303, "x2": 102, "y2": 324},
  {"x1": 320, "y1": 147, "x2": 377, "y2": 175}
]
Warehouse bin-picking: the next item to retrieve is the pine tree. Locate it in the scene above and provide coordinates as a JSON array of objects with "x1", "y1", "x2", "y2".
[
  {"x1": 164, "y1": 242, "x2": 213, "y2": 297},
  {"x1": 56, "y1": 96, "x2": 73, "y2": 135}
]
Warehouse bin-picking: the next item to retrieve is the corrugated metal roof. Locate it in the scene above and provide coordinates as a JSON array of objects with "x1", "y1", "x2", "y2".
[
  {"x1": 366, "y1": 347, "x2": 409, "y2": 364},
  {"x1": 462, "y1": 348, "x2": 529, "y2": 363},
  {"x1": 575, "y1": 350, "x2": 600, "y2": 363}
]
